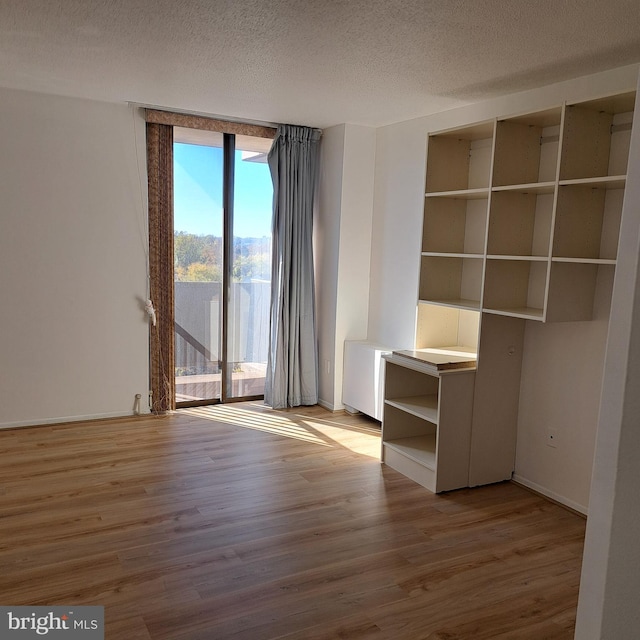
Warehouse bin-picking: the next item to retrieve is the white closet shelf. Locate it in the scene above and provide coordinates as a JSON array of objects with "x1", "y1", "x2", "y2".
[
  {"x1": 419, "y1": 298, "x2": 481, "y2": 311},
  {"x1": 559, "y1": 175, "x2": 626, "y2": 189},
  {"x1": 422, "y1": 252, "x2": 485, "y2": 259},
  {"x1": 486, "y1": 255, "x2": 549, "y2": 261},
  {"x1": 385, "y1": 396, "x2": 438, "y2": 423},
  {"x1": 551, "y1": 257, "x2": 617, "y2": 265},
  {"x1": 384, "y1": 435, "x2": 437, "y2": 470},
  {"x1": 425, "y1": 188, "x2": 490, "y2": 199},
  {"x1": 483, "y1": 306, "x2": 545, "y2": 321},
  {"x1": 491, "y1": 181, "x2": 556, "y2": 194}
]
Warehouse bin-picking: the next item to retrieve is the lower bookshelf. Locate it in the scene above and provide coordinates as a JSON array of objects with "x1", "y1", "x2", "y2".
[
  {"x1": 384, "y1": 434, "x2": 437, "y2": 468},
  {"x1": 381, "y1": 350, "x2": 476, "y2": 493}
]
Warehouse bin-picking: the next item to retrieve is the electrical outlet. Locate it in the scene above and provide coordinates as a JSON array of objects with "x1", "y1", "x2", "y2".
[{"x1": 547, "y1": 428, "x2": 558, "y2": 448}]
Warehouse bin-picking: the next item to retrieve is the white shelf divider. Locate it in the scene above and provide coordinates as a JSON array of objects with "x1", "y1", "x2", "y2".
[
  {"x1": 385, "y1": 396, "x2": 438, "y2": 423},
  {"x1": 384, "y1": 435, "x2": 437, "y2": 470}
]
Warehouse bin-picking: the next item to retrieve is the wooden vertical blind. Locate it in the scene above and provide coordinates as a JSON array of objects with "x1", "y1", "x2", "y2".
[{"x1": 146, "y1": 122, "x2": 175, "y2": 413}]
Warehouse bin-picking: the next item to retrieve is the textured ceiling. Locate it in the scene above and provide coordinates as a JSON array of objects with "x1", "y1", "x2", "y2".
[{"x1": 1, "y1": 0, "x2": 640, "y2": 128}]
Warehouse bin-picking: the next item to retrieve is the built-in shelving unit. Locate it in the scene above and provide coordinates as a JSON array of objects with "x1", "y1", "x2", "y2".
[
  {"x1": 383, "y1": 89, "x2": 636, "y2": 492},
  {"x1": 417, "y1": 92, "x2": 635, "y2": 325}
]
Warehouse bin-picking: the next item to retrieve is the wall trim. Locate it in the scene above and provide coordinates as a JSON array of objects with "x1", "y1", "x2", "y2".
[
  {"x1": 0, "y1": 410, "x2": 150, "y2": 431},
  {"x1": 512, "y1": 474, "x2": 588, "y2": 515},
  {"x1": 317, "y1": 398, "x2": 345, "y2": 412}
]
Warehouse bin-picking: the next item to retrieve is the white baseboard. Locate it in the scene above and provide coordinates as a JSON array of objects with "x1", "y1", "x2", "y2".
[
  {"x1": 512, "y1": 474, "x2": 588, "y2": 516},
  {"x1": 317, "y1": 398, "x2": 345, "y2": 412},
  {"x1": 0, "y1": 409, "x2": 149, "y2": 430}
]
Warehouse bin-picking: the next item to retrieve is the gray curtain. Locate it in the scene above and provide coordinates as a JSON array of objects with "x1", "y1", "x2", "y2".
[{"x1": 265, "y1": 124, "x2": 322, "y2": 409}]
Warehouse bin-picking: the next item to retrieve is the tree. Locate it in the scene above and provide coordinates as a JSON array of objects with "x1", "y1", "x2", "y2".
[
  {"x1": 185, "y1": 262, "x2": 221, "y2": 282},
  {"x1": 173, "y1": 232, "x2": 270, "y2": 282}
]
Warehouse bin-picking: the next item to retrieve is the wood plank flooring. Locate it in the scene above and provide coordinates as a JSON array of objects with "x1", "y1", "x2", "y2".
[{"x1": 0, "y1": 402, "x2": 586, "y2": 639}]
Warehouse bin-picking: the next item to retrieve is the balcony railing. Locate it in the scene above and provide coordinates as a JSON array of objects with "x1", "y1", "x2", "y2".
[{"x1": 174, "y1": 280, "x2": 269, "y2": 402}]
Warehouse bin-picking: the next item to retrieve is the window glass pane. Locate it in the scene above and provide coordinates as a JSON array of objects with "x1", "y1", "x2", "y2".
[
  {"x1": 173, "y1": 128, "x2": 224, "y2": 403},
  {"x1": 228, "y1": 135, "x2": 273, "y2": 398}
]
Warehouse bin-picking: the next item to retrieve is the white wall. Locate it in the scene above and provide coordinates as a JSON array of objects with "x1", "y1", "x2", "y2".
[
  {"x1": 316, "y1": 125, "x2": 345, "y2": 408},
  {"x1": 368, "y1": 119, "x2": 427, "y2": 349},
  {"x1": 367, "y1": 64, "x2": 640, "y2": 510},
  {"x1": 514, "y1": 309, "x2": 611, "y2": 513},
  {"x1": 316, "y1": 124, "x2": 376, "y2": 410},
  {"x1": 333, "y1": 124, "x2": 376, "y2": 410},
  {"x1": 575, "y1": 72, "x2": 640, "y2": 639},
  {"x1": 0, "y1": 87, "x2": 149, "y2": 427}
]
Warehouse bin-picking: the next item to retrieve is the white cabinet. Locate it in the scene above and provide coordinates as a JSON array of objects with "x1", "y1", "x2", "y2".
[
  {"x1": 343, "y1": 341, "x2": 392, "y2": 420},
  {"x1": 381, "y1": 349, "x2": 476, "y2": 493}
]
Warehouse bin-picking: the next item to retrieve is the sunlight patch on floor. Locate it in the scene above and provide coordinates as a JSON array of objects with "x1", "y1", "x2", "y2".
[
  {"x1": 300, "y1": 419, "x2": 381, "y2": 459},
  {"x1": 180, "y1": 405, "x2": 330, "y2": 446},
  {"x1": 178, "y1": 404, "x2": 381, "y2": 457}
]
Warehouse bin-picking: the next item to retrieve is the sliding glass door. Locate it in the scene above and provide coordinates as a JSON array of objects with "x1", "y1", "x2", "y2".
[
  {"x1": 227, "y1": 135, "x2": 273, "y2": 400},
  {"x1": 173, "y1": 128, "x2": 273, "y2": 405}
]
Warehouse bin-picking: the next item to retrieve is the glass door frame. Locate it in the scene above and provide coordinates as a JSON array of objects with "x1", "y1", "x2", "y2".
[
  {"x1": 146, "y1": 110, "x2": 277, "y2": 413},
  {"x1": 219, "y1": 133, "x2": 235, "y2": 405},
  {"x1": 173, "y1": 131, "x2": 271, "y2": 408}
]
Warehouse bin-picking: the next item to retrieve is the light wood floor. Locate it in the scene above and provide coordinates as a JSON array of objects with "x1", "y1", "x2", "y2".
[{"x1": 0, "y1": 402, "x2": 585, "y2": 639}]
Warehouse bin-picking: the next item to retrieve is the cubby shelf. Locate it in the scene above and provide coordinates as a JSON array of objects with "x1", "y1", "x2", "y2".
[
  {"x1": 492, "y1": 108, "x2": 562, "y2": 188},
  {"x1": 553, "y1": 183, "x2": 623, "y2": 264},
  {"x1": 425, "y1": 122, "x2": 494, "y2": 194},
  {"x1": 417, "y1": 91, "x2": 633, "y2": 323},
  {"x1": 423, "y1": 195, "x2": 488, "y2": 255},
  {"x1": 560, "y1": 93, "x2": 635, "y2": 182},
  {"x1": 419, "y1": 255, "x2": 483, "y2": 309},
  {"x1": 483, "y1": 258, "x2": 547, "y2": 321}
]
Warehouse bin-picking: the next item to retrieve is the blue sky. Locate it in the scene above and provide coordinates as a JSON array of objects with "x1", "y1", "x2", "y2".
[{"x1": 174, "y1": 142, "x2": 273, "y2": 238}]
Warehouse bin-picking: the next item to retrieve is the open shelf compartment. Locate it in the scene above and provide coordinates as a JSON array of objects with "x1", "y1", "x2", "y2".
[
  {"x1": 547, "y1": 261, "x2": 614, "y2": 322},
  {"x1": 423, "y1": 196, "x2": 488, "y2": 255},
  {"x1": 487, "y1": 189, "x2": 554, "y2": 257},
  {"x1": 426, "y1": 121, "x2": 494, "y2": 193},
  {"x1": 492, "y1": 107, "x2": 562, "y2": 187},
  {"x1": 384, "y1": 360, "x2": 439, "y2": 411},
  {"x1": 384, "y1": 434, "x2": 437, "y2": 470},
  {"x1": 416, "y1": 303, "x2": 480, "y2": 354},
  {"x1": 560, "y1": 92, "x2": 635, "y2": 181},
  {"x1": 483, "y1": 258, "x2": 548, "y2": 320},
  {"x1": 553, "y1": 184, "x2": 623, "y2": 261},
  {"x1": 419, "y1": 256, "x2": 483, "y2": 310}
]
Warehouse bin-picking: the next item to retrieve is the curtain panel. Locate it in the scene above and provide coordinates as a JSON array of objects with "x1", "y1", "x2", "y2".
[{"x1": 265, "y1": 125, "x2": 322, "y2": 409}]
